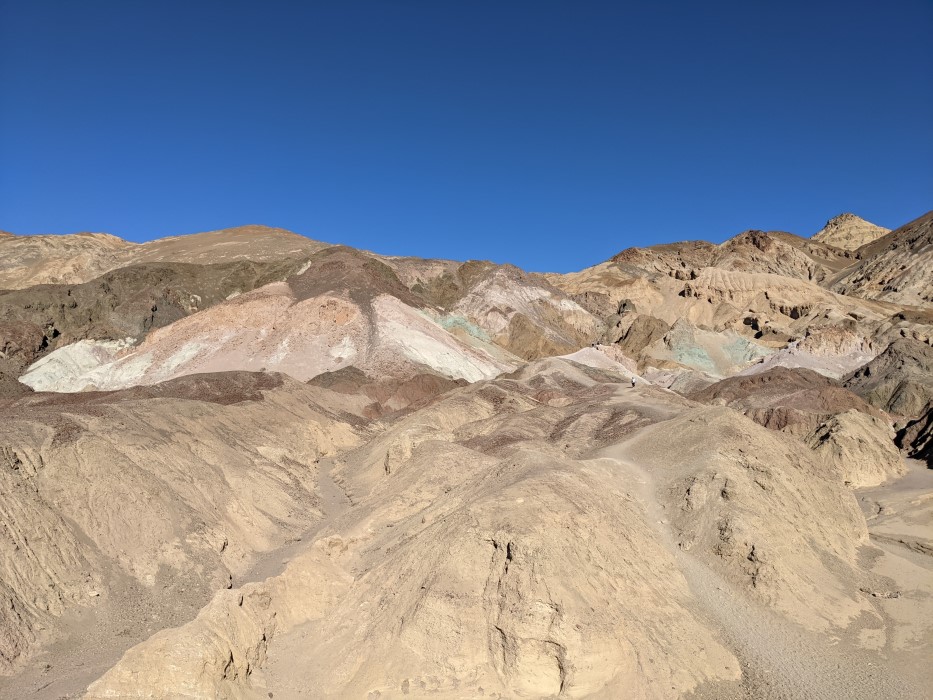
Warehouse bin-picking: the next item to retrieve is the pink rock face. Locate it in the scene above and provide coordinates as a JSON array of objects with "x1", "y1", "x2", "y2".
[{"x1": 20, "y1": 281, "x2": 519, "y2": 392}]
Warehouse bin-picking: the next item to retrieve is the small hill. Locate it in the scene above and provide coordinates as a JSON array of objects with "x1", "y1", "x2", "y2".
[
  {"x1": 689, "y1": 366, "x2": 884, "y2": 434},
  {"x1": 812, "y1": 213, "x2": 890, "y2": 251},
  {"x1": 18, "y1": 248, "x2": 520, "y2": 392},
  {"x1": 831, "y1": 211, "x2": 933, "y2": 306}
]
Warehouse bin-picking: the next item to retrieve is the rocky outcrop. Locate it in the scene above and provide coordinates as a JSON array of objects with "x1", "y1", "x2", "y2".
[
  {"x1": 448, "y1": 265, "x2": 601, "y2": 360},
  {"x1": 805, "y1": 410, "x2": 905, "y2": 488},
  {"x1": 0, "y1": 322, "x2": 45, "y2": 396},
  {"x1": 606, "y1": 313, "x2": 670, "y2": 356},
  {"x1": 843, "y1": 338, "x2": 933, "y2": 418},
  {"x1": 690, "y1": 366, "x2": 884, "y2": 435},
  {"x1": 896, "y1": 405, "x2": 933, "y2": 466}
]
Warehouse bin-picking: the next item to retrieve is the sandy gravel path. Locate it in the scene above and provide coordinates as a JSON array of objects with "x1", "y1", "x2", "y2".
[{"x1": 600, "y1": 430, "x2": 929, "y2": 700}]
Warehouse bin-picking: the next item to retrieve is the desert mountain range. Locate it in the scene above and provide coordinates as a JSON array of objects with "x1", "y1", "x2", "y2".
[{"x1": 0, "y1": 210, "x2": 931, "y2": 699}]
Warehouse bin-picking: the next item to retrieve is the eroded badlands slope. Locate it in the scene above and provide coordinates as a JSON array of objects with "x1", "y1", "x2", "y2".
[
  {"x1": 0, "y1": 211, "x2": 931, "y2": 699},
  {"x1": 83, "y1": 356, "x2": 927, "y2": 699}
]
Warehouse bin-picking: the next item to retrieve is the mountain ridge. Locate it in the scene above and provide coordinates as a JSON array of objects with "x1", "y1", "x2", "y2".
[{"x1": 1, "y1": 208, "x2": 931, "y2": 699}]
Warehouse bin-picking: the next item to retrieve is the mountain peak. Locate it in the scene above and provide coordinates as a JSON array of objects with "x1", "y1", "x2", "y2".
[{"x1": 812, "y1": 213, "x2": 889, "y2": 251}]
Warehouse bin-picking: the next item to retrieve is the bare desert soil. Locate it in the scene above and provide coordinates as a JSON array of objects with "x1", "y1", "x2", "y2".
[{"x1": 1, "y1": 212, "x2": 931, "y2": 699}]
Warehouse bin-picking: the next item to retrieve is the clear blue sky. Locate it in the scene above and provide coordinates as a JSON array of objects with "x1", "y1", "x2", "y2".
[{"x1": 1, "y1": 1, "x2": 930, "y2": 272}]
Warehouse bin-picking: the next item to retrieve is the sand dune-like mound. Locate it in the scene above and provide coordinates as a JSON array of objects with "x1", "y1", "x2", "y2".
[{"x1": 308, "y1": 365, "x2": 467, "y2": 419}]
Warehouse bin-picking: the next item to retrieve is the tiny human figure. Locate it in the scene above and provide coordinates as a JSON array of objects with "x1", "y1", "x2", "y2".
[{"x1": 631, "y1": 377, "x2": 636, "y2": 388}]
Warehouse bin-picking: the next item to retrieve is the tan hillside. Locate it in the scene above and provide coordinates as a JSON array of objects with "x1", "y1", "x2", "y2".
[
  {"x1": 831, "y1": 211, "x2": 933, "y2": 306},
  {"x1": 70, "y1": 357, "x2": 926, "y2": 700},
  {"x1": 0, "y1": 225, "x2": 330, "y2": 290},
  {"x1": 0, "y1": 210, "x2": 931, "y2": 699}
]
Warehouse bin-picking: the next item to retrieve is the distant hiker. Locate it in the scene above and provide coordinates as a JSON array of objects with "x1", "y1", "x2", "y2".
[{"x1": 631, "y1": 376, "x2": 636, "y2": 388}]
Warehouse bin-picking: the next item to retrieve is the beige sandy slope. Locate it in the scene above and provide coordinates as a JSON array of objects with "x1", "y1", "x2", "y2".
[
  {"x1": 855, "y1": 460, "x2": 933, "y2": 661},
  {"x1": 0, "y1": 372, "x2": 362, "y2": 697},
  {"x1": 0, "y1": 232, "x2": 131, "y2": 290},
  {"x1": 80, "y1": 360, "x2": 927, "y2": 699}
]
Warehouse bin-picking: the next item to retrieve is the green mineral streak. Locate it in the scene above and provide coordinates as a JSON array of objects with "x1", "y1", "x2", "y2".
[
  {"x1": 672, "y1": 344, "x2": 716, "y2": 373},
  {"x1": 724, "y1": 335, "x2": 773, "y2": 364},
  {"x1": 437, "y1": 314, "x2": 491, "y2": 342}
]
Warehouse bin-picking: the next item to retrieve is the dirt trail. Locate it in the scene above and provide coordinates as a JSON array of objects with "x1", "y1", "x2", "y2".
[
  {"x1": 595, "y1": 429, "x2": 927, "y2": 700},
  {"x1": 238, "y1": 457, "x2": 351, "y2": 586},
  {"x1": 858, "y1": 458, "x2": 933, "y2": 555},
  {"x1": 854, "y1": 458, "x2": 933, "y2": 681}
]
